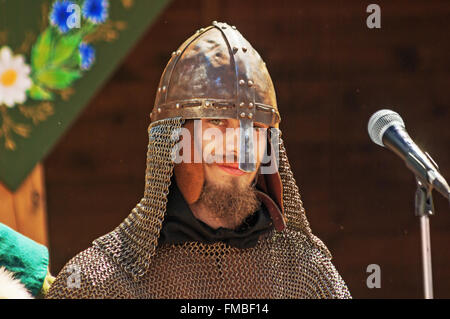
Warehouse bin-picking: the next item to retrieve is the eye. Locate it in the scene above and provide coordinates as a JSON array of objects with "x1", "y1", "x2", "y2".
[
  {"x1": 253, "y1": 123, "x2": 266, "y2": 129},
  {"x1": 208, "y1": 119, "x2": 224, "y2": 126}
]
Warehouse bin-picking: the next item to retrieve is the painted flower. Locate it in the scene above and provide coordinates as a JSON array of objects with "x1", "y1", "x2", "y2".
[
  {"x1": 0, "y1": 47, "x2": 32, "y2": 108},
  {"x1": 82, "y1": 0, "x2": 109, "y2": 24},
  {"x1": 50, "y1": 0, "x2": 77, "y2": 33},
  {"x1": 79, "y1": 42, "x2": 96, "y2": 70}
]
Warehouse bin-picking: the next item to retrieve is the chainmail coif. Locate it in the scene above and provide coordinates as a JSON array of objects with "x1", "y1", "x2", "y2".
[{"x1": 46, "y1": 118, "x2": 351, "y2": 299}]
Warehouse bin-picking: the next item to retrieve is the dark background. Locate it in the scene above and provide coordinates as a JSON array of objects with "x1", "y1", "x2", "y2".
[{"x1": 44, "y1": 0, "x2": 450, "y2": 298}]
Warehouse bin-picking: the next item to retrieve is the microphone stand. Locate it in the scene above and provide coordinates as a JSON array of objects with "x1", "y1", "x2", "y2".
[{"x1": 415, "y1": 177, "x2": 434, "y2": 299}]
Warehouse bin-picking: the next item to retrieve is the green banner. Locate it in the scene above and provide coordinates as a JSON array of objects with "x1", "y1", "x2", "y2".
[{"x1": 0, "y1": 0, "x2": 170, "y2": 191}]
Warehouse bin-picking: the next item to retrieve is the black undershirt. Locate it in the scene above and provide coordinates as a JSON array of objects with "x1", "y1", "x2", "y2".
[{"x1": 158, "y1": 178, "x2": 273, "y2": 249}]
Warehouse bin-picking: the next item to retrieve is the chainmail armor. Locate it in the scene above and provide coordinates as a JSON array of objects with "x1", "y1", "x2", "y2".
[{"x1": 46, "y1": 119, "x2": 351, "y2": 299}]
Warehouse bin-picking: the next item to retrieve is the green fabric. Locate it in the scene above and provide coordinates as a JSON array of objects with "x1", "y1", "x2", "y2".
[
  {"x1": 0, "y1": 223, "x2": 49, "y2": 296},
  {"x1": 0, "y1": 0, "x2": 171, "y2": 191}
]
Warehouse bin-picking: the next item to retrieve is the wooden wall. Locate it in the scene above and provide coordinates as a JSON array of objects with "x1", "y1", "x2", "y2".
[
  {"x1": 0, "y1": 164, "x2": 48, "y2": 246},
  {"x1": 45, "y1": 0, "x2": 450, "y2": 298}
]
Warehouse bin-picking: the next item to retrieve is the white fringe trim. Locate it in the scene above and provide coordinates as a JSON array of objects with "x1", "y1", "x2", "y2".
[{"x1": 0, "y1": 267, "x2": 33, "y2": 299}]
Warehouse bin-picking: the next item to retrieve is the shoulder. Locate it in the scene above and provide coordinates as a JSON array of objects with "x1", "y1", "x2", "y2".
[
  {"x1": 269, "y1": 229, "x2": 352, "y2": 299},
  {"x1": 302, "y1": 244, "x2": 352, "y2": 299},
  {"x1": 46, "y1": 246, "x2": 132, "y2": 299}
]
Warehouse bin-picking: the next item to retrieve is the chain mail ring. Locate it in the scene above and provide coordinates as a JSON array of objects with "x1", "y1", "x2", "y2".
[{"x1": 46, "y1": 119, "x2": 351, "y2": 299}]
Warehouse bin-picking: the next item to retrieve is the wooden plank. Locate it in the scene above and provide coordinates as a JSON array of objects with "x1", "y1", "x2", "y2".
[
  {"x1": 13, "y1": 163, "x2": 48, "y2": 246},
  {"x1": 0, "y1": 164, "x2": 48, "y2": 246},
  {"x1": 0, "y1": 181, "x2": 17, "y2": 230}
]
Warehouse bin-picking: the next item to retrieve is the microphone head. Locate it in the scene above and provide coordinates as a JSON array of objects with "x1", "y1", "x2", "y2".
[{"x1": 368, "y1": 109, "x2": 405, "y2": 147}]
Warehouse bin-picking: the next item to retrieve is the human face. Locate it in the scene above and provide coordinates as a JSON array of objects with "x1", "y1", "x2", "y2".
[{"x1": 197, "y1": 118, "x2": 269, "y2": 190}]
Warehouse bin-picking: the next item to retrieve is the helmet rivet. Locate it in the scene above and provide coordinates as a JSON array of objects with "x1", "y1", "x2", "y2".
[
  {"x1": 240, "y1": 112, "x2": 246, "y2": 118},
  {"x1": 239, "y1": 79, "x2": 245, "y2": 86},
  {"x1": 249, "y1": 102, "x2": 254, "y2": 108},
  {"x1": 212, "y1": 20, "x2": 218, "y2": 25},
  {"x1": 162, "y1": 86, "x2": 166, "y2": 92},
  {"x1": 248, "y1": 80, "x2": 253, "y2": 87},
  {"x1": 242, "y1": 47, "x2": 247, "y2": 53},
  {"x1": 176, "y1": 50, "x2": 181, "y2": 56},
  {"x1": 158, "y1": 87, "x2": 161, "y2": 93},
  {"x1": 200, "y1": 28, "x2": 205, "y2": 32},
  {"x1": 205, "y1": 101, "x2": 210, "y2": 107},
  {"x1": 171, "y1": 51, "x2": 176, "y2": 56},
  {"x1": 239, "y1": 102, "x2": 245, "y2": 107},
  {"x1": 232, "y1": 25, "x2": 236, "y2": 30},
  {"x1": 176, "y1": 103, "x2": 180, "y2": 109},
  {"x1": 271, "y1": 108, "x2": 275, "y2": 113},
  {"x1": 157, "y1": 108, "x2": 161, "y2": 113},
  {"x1": 248, "y1": 113, "x2": 253, "y2": 119}
]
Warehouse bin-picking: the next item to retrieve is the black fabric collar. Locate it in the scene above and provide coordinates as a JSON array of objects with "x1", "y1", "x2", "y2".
[{"x1": 158, "y1": 178, "x2": 274, "y2": 249}]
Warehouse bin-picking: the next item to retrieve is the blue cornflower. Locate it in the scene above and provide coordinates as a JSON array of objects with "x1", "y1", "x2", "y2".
[
  {"x1": 50, "y1": 0, "x2": 77, "y2": 33},
  {"x1": 79, "y1": 42, "x2": 95, "y2": 70},
  {"x1": 82, "y1": 0, "x2": 109, "y2": 24}
]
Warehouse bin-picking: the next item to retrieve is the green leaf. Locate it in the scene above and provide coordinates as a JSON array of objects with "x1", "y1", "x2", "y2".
[
  {"x1": 28, "y1": 84, "x2": 54, "y2": 100},
  {"x1": 31, "y1": 28, "x2": 53, "y2": 71},
  {"x1": 64, "y1": 48, "x2": 82, "y2": 68},
  {"x1": 36, "y1": 68, "x2": 81, "y2": 90},
  {"x1": 52, "y1": 33, "x2": 82, "y2": 67}
]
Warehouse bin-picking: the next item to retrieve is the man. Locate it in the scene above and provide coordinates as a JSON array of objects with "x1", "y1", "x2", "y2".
[{"x1": 47, "y1": 22, "x2": 351, "y2": 299}]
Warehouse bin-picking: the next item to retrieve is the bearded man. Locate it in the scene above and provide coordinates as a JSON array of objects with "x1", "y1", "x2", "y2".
[{"x1": 47, "y1": 22, "x2": 351, "y2": 299}]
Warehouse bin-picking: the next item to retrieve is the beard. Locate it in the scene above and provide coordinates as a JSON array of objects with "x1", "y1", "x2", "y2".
[{"x1": 197, "y1": 178, "x2": 261, "y2": 229}]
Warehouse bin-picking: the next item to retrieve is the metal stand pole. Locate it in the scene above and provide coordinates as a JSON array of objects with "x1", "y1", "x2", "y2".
[{"x1": 415, "y1": 178, "x2": 434, "y2": 299}]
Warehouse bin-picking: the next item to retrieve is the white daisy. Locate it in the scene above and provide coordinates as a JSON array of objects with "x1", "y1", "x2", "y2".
[{"x1": 0, "y1": 46, "x2": 32, "y2": 108}]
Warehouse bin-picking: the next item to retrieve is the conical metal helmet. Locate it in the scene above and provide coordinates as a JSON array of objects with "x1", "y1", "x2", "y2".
[{"x1": 150, "y1": 21, "x2": 281, "y2": 172}]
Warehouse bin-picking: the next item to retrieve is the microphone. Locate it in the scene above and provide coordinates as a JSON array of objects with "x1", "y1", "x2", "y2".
[{"x1": 368, "y1": 109, "x2": 450, "y2": 200}]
